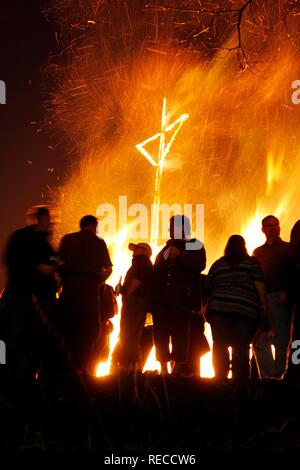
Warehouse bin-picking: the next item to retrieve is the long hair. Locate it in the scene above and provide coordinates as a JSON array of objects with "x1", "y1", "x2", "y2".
[
  {"x1": 224, "y1": 235, "x2": 249, "y2": 266},
  {"x1": 290, "y1": 220, "x2": 300, "y2": 263}
]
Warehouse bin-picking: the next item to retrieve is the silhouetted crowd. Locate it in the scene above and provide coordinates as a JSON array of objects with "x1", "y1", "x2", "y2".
[{"x1": 1, "y1": 207, "x2": 300, "y2": 383}]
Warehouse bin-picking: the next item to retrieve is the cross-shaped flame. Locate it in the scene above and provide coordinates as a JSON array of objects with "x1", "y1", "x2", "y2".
[{"x1": 136, "y1": 97, "x2": 189, "y2": 246}]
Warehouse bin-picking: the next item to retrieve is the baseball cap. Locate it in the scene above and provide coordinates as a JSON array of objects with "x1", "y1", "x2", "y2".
[{"x1": 128, "y1": 242, "x2": 152, "y2": 257}]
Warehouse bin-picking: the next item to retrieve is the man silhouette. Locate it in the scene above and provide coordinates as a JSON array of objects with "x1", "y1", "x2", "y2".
[
  {"x1": 59, "y1": 215, "x2": 112, "y2": 372},
  {"x1": 252, "y1": 215, "x2": 291, "y2": 378},
  {"x1": 3, "y1": 206, "x2": 56, "y2": 378},
  {"x1": 152, "y1": 215, "x2": 206, "y2": 375}
]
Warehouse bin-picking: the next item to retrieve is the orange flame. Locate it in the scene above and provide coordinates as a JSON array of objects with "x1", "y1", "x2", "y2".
[{"x1": 51, "y1": 5, "x2": 300, "y2": 378}]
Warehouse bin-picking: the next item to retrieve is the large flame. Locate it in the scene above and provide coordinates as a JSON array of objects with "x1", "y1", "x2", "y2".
[
  {"x1": 98, "y1": 147, "x2": 291, "y2": 378},
  {"x1": 48, "y1": 1, "x2": 300, "y2": 377}
]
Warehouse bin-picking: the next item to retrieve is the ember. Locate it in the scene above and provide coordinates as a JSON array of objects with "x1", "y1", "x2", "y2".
[{"x1": 46, "y1": 0, "x2": 300, "y2": 377}]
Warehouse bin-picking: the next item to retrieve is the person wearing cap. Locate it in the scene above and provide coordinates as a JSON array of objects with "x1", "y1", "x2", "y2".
[
  {"x1": 152, "y1": 215, "x2": 206, "y2": 376},
  {"x1": 112, "y1": 242, "x2": 153, "y2": 371}
]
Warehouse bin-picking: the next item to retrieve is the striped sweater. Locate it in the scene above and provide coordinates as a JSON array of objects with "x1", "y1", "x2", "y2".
[{"x1": 206, "y1": 256, "x2": 264, "y2": 320}]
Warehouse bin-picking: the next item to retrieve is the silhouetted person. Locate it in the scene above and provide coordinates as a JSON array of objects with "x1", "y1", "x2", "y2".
[
  {"x1": 2, "y1": 206, "x2": 57, "y2": 378},
  {"x1": 152, "y1": 215, "x2": 206, "y2": 376},
  {"x1": 59, "y1": 215, "x2": 112, "y2": 372},
  {"x1": 206, "y1": 235, "x2": 267, "y2": 380},
  {"x1": 252, "y1": 215, "x2": 291, "y2": 379},
  {"x1": 112, "y1": 243, "x2": 153, "y2": 371},
  {"x1": 285, "y1": 220, "x2": 300, "y2": 380}
]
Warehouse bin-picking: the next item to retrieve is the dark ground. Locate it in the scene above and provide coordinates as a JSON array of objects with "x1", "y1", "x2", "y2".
[{"x1": 1, "y1": 370, "x2": 300, "y2": 451}]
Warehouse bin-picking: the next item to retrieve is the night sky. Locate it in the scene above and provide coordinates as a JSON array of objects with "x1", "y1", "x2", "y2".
[{"x1": 0, "y1": 1, "x2": 64, "y2": 287}]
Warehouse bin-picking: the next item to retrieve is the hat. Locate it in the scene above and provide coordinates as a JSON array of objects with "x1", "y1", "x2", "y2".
[{"x1": 128, "y1": 242, "x2": 152, "y2": 257}]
